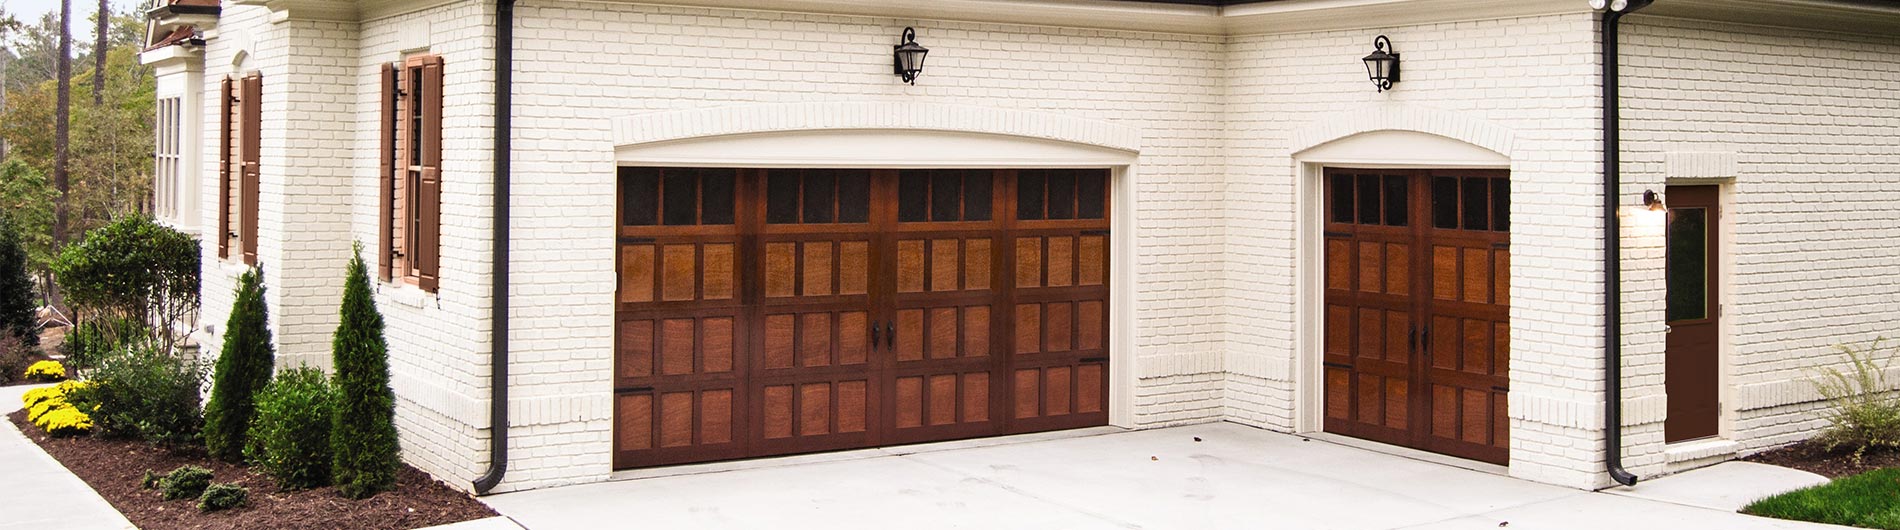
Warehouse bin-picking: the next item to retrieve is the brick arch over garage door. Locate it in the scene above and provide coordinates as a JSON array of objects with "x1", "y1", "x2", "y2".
[{"x1": 607, "y1": 104, "x2": 1140, "y2": 468}]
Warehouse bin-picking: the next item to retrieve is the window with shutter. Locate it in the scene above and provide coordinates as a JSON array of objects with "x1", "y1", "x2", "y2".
[{"x1": 382, "y1": 55, "x2": 444, "y2": 292}]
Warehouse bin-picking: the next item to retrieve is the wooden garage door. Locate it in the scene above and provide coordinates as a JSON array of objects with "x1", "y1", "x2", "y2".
[
  {"x1": 1323, "y1": 168, "x2": 1510, "y2": 465},
  {"x1": 614, "y1": 168, "x2": 1109, "y2": 468}
]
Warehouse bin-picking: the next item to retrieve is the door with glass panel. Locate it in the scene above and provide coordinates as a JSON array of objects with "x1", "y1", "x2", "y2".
[{"x1": 1664, "y1": 185, "x2": 1720, "y2": 443}]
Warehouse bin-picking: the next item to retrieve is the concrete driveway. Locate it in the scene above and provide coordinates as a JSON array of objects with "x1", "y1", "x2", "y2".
[{"x1": 482, "y1": 422, "x2": 1834, "y2": 530}]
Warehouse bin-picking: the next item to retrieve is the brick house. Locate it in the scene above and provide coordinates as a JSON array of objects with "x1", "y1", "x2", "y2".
[{"x1": 141, "y1": 0, "x2": 1900, "y2": 494}]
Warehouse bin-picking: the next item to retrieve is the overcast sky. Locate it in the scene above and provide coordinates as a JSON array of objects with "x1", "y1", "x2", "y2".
[{"x1": 4, "y1": 0, "x2": 106, "y2": 26}]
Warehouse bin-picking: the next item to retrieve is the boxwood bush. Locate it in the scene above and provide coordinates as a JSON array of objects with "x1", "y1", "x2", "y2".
[
  {"x1": 197, "y1": 483, "x2": 248, "y2": 512},
  {"x1": 245, "y1": 367, "x2": 336, "y2": 490},
  {"x1": 68, "y1": 347, "x2": 205, "y2": 448},
  {"x1": 159, "y1": 465, "x2": 213, "y2": 501}
]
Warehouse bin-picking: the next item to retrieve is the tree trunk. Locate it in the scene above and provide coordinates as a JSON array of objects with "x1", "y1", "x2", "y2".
[
  {"x1": 53, "y1": 0, "x2": 72, "y2": 249},
  {"x1": 92, "y1": 0, "x2": 106, "y2": 106}
]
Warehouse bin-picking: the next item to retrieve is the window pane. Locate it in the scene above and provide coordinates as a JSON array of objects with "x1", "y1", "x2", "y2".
[
  {"x1": 409, "y1": 73, "x2": 423, "y2": 164},
  {"x1": 663, "y1": 170, "x2": 698, "y2": 226},
  {"x1": 1077, "y1": 170, "x2": 1105, "y2": 219},
  {"x1": 1048, "y1": 171, "x2": 1077, "y2": 220},
  {"x1": 899, "y1": 170, "x2": 929, "y2": 222},
  {"x1": 620, "y1": 168, "x2": 659, "y2": 226},
  {"x1": 1356, "y1": 174, "x2": 1380, "y2": 225},
  {"x1": 767, "y1": 170, "x2": 800, "y2": 224},
  {"x1": 1461, "y1": 176, "x2": 1489, "y2": 231},
  {"x1": 1491, "y1": 178, "x2": 1510, "y2": 233},
  {"x1": 700, "y1": 169, "x2": 734, "y2": 225},
  {"x1": 1017, "y1": 171, "x2": 1046, "y2": 220},
  {"x1": 964, "y1": 170, "x2": 993, "y2": 221},
  {"x1": 930, "y1": 170, "x2": 960, "y2": 222},
  {"x1": 1331, "y1": 174, "x2": 1355, "y2": 224},
  {"x1": 1382, "y1": 175, "x2": 1408, "y2": 227},
  {"x1": 1666, "y1": 208, "x2": 1708, "y2": 321},
  {"x1": 837, "y1": 170, "x2": 870, "y2": 223},
  {"x1": 803, "y1": 170, "x2": 836, "y2": 224},
  {"x1": 1431, "y1": 176, "x2": 1458, "y2": 229}
]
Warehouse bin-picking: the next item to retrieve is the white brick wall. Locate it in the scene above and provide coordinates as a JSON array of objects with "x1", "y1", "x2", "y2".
[{"x1": 1618, "y1": 16, "x2": 1900, "y2": 474}]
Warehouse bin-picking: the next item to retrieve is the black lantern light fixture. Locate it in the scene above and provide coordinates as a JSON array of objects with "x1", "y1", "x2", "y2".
[
  {"x1": 894, "y1": 27, "x2": 929, "y2": 85},
  {"x1": 1362, "y1": 35, "x2": 1400, "y2": 92},
  {"x1": 1642, "y1": 189, "x2": 1666, "y2": 211}
]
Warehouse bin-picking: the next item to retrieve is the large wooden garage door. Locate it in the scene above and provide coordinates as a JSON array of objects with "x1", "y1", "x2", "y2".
[
  {"x1": 614, "y1": 168, "x2": 1109, "y2": 468},
  {"x1": 1323, "y1": 168, "x2": 1510, "y2": 465}
]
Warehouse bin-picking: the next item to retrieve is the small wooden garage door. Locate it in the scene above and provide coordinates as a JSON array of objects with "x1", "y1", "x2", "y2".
[
  {"x1": 614, "y1": 168, "x2": 1110, "y2": 468},
  {"x1": 1323, "y1": 168, "x2": 1510, "y2": 465}
]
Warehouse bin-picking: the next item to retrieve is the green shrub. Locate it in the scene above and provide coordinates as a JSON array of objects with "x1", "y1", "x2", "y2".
[
  {"x1": 0, "y1": 215, "x2": 37, "y2": 347},
  {"x1": 52, "y1": 214, "x2": 200, "y2": 354},
  {"x1": 246, "y1": 367, "x2": 335, "y2": 490},
  {"x1": 204, "y1": 268, "x2": 275, "y2": 463},
  {"x1": 1809, "y1": 338, "x2": 1900, "y2": 464},
  {"x1": 196, "y1": 483, "x2": 248, "y2": 512},
  {"x1": 158, "y1": 465, "x2": 213, "y2": 501},
  {"x1": 68, "y1": 347, "x2": 205, "y2": 448},
  {"x1": 330, "y1": 247, "x2": 399, "y2": 499},
  {"x1": 0, "y1": 334, "x2": 30, "y2": 384},
  {"x1": 140, "y1": 470, "x2": 161, "y2": 489}
]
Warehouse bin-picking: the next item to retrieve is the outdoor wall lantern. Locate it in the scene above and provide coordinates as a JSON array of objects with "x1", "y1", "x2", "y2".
[
  {"x1": 1362, "y1": 35, "x2": 1400, "y2": 92},
  {"x1": 1643, "y1": 189, "x2": 1666, "y2": 211},
  {"x1": 894, "y1": 27, "x2": 930, "y2": 85}
]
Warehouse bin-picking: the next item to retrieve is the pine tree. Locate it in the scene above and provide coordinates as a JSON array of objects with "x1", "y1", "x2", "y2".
[
  {"x1": 204, "y1": 267, "x2": 275, "y2": 462},
  {"x1": 330, "y1": 244, "x2": 398, "y2": 499},
  {"x1": 0, "y1": 216, "x2": 37, "y2": 346}
]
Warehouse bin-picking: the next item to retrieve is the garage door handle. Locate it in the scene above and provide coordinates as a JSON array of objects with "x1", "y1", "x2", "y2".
[
  {"x1": 886, "y1": 322, "x2": 895, "y2": 351},
  {"x1": 871, "y1": 323, "x2": 881, "y2": 351}
]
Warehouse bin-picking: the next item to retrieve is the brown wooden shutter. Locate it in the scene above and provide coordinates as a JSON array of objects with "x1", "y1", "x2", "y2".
[
  {"x1": 379, "y1": 63, "x2": 397, "y2": 281},
  {"x1": 415, "y1": 57, "x2": 444, "y2": 292},
  {"x1": 240, "y1": 73, "x2": 263, "y2": 265},
  {"x1": 217, "y1": 78, "x2": 234, "y2": 260}
]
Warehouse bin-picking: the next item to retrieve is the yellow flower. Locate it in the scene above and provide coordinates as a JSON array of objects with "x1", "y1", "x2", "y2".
[
  {"x1": 32, "y1": 406, "x2": 92, "y2": 437},
  {"x1": 23, "y1": 361, "x2": 65, "y2": 382}
]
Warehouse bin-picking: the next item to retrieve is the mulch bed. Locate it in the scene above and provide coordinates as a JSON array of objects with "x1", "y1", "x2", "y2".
[
  {"x1": 8, "y1": 409, "x2": 497, "y2": 530},
  {"x1": 1743, "y1": 441, "x2": 1900, "y2": 479}
]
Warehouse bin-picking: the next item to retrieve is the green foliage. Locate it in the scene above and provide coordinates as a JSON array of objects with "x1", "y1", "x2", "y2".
[
  {"x1": 0, "y1": 202, "x2": 43, "y2": 344},
  {"x1": 1744, "y1": 468, "x2": 1900, "y2": 529},
  {"x1": 0, "y1": 158, "x2": 56, "y2": 281},
  {"x1": 58, "y1": 315, "x2": 147, "y2": 372},
  {"x1": 1809, "y1": 338, "x2": 1900, "y2": 464},
  {"x1": 52, "y1": 214, "x2": 201, "y2": 352},
  {"x1": 140, "y1": 470, "x2": 161, "y2": 489},
  {"x1": 204, "y1": 268, "x2": 274, "y2": 462},
  {"x1": 67, "y1": 347, "x2": 204, "y2": 448},
  {"x1": 196, "y1": 483, "x2": 248, "y2": 512},
  {"x1": 331, "y1": 247, "x2": 399, "y2": 499},
  {"x1": 246, "y1": 367, "x2": 336, "y2": 490},
  {"x1": 158, "y1": 465, "x2": 213, "y2": 501},
  {"x1": 0, "y1": 334, "x2": 32, "y2": 384}
]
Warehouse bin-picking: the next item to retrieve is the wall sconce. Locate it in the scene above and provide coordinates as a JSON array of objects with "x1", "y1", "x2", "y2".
[
  {"x1": 894, "y1": 27, "x2": 929, "y2": 85},
  {"x1": 1362, "y1": 35, "x2": 1400, "y2": 92},
  {"x1": 1642, "y1": 189, "x2": 1666, "y2": 211}
]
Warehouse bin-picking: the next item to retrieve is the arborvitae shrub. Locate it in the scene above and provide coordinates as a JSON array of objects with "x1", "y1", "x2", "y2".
[
  {"x1": 246, "y1": 367, "x2": 336, "y2": 490},
  {"x1": 159, "y1": 465, "x2": 213, "y2": 501},
  {"x1": 0, "y1": 216, "x2": 37, "y2": 347},
  {"x1": 204, "y1": 268, "x2": 275, "y2": 462},
  {"x1": 330, "y1": 246, "x2": 399, "y2": 499}
]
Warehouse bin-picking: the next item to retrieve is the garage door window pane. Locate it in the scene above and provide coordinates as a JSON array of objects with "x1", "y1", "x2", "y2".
[
  {"x1": 1431, "y1": 176, "x2": 1458, "y2": 229},
  {"x1": 931, "y1": 170, "x2": 961, "y2": 222},
  {"x1": 803, "y1": 171, "x2": 836, "y2": 224},
  {"x1": 1077, "y1": 171, "x2": 1105, "y2": 219},
  {"x1": 620, "y1": 168, "x2": 659, "y2": 226},
  {"x1": 701, "y1": 169, "x2": 735, "y2": 225},
  {"x1": 1331, "y1": 173, "x2": 1355, "y2": 224},
  {"x1": 1461, "y1": 177, "x2": 1489, "y2": 231},
  {"x1": 1048, "y1": 170, "x2": 1076, "y2": 220},
  {"x1": 1017, "y1": 171, "x2": 1046, "y2": 220},
  {"x1": 838, "y1": 170, "x2": 870, "y2": 223},
  {"x1": 964, "y1": 171, "x2": 993, "y2": 221},
  {"x1": 663, "y1": 170, "x2": 698, "y2": 226},
  {"x1": 1382, "y1": 175, "x2": 1408, "y2": 227},
  {"x1": 900, "y1": 171, "x2": 928, "y2": 222},
  {"x1": 767, "y1": 171, "x2": 799, "y2": 224}
]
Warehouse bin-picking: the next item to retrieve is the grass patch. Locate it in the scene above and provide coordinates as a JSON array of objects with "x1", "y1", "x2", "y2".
[{"x1": 1744, "y1": 467, "x2": 1900, "y2": 529}]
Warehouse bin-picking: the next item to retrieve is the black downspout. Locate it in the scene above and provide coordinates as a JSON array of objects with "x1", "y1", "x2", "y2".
[
  {"x1": 1602, "y1": 0, "x2": 1652, "y2": 489},
  {"x1": 472, "y1": 0, "x2": 515, "y2": 495}
]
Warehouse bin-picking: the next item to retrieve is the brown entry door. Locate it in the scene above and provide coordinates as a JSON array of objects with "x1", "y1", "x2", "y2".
[
  {"x1": 1323, "y1": 168, "x2": 1511, "y2": 465},
  {"x1": 615, "y1": 168, "x2": 1110, "y2": 469},
  {"x1": 1664, "y1": 185, "x2": 1720, "y2": 443}
]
